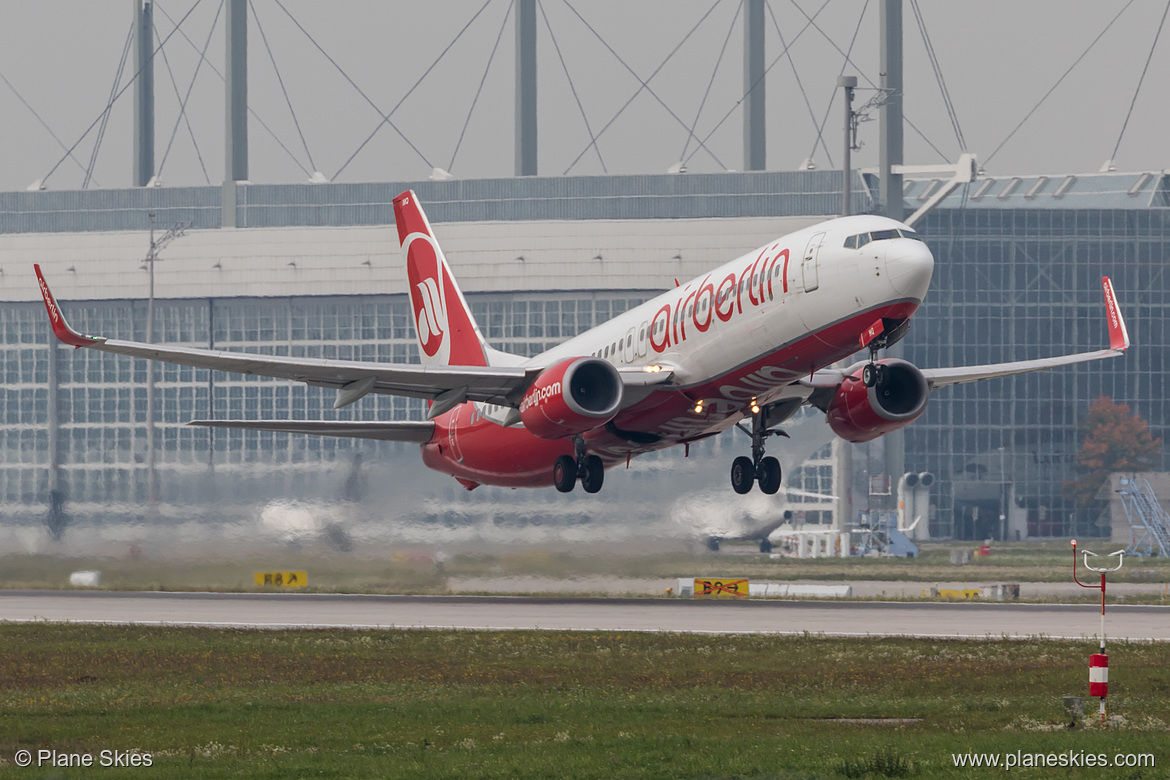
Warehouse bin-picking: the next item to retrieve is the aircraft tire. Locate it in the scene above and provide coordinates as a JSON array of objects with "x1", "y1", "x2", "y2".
[
  {"x1": 862, "y1": 363, "x2": 877, "y2": 388},
  {"x1": 759, "y1": 539, "x2": 773, "y2": 554},
  {"x1": 580, "y1": 454, "x2": 604, "y2": 493},
  {"x1": 553, "y1": 455, "x2": 577, "y2": 492},
  {"x1": 757, "y1": 456, "x2": 782, "y2": 495},
  {"x1": 731, "y1": 456, "x2": 755, "y2": 494}
]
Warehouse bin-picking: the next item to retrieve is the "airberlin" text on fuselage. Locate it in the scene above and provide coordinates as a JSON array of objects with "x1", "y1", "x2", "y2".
[{"x1": 649, "y1": 245, "x2": 790, "y2": 354}]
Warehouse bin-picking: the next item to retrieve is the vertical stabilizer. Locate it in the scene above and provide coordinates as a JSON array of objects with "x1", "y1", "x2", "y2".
[{"x1": 393, "y1": 191, "x2": 490, "y2": 368}]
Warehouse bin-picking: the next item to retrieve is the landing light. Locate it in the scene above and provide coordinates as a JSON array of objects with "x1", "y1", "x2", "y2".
[
  {"x1": 693, "y1": 402, "x2": 704, "y2": 414},
  {"x1": 644, "y1": 365, "x2": 663, "y2": 373},
  {"x1": 750, "y1": 399, "x2": 761, "y2": 414}
]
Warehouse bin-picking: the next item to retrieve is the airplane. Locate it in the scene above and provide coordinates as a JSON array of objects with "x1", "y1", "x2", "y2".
[{"x1": 34, "y1": 190, "x2": 1130, "y2": 496}]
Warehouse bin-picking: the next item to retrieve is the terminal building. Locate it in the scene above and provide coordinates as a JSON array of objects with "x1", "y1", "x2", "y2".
[{"x1": 1, "y1": 169, "x2": 1166, "y2": 539}]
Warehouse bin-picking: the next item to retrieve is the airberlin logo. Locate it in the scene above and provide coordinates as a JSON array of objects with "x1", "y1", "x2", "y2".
[
  {"x1": 406, "y1": 236, "x2": 448, "y2": 358},
  {"x1": 38, "y1": 276, "x2": 62, "y2": 326},
  {"x1": 519, "y1": 383, "x2": 562, "y2": 413}
]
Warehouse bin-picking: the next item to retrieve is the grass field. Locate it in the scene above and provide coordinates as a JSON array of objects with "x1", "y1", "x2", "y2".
[
  {"x1": 1, "y1": 624, "x2": 1167, "y2": 778},
  {"x1": 2, "y1": 540, "x2": 1168, "y2": 599}
]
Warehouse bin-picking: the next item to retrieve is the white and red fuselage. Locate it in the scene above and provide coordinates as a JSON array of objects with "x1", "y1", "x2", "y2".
[{"x1": 418, "y1": 214, "x2": 934, "y2": 489}]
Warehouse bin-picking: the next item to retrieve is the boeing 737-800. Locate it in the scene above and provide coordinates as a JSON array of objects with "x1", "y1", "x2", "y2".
[{"x1": 34, "y1": 190, "x2": 1129, "y2": 495}]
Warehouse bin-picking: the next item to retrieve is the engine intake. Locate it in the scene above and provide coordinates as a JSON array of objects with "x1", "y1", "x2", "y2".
[
  {"x1": 826, "y1": 358, "x2": 930, "y2": 443},
  {"x1": 519, "y1": 357, "x2": 623, "y2": 439}
]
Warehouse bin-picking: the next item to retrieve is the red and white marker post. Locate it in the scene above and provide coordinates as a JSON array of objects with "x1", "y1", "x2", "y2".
[{"x1": 1071, "y1": 539, "x2": 1125, "y2": 727}]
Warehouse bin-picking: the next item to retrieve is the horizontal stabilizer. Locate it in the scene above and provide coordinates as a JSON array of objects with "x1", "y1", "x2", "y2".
[{"x1": 189, "y1": 419, "x2": 434, "y2": 443}]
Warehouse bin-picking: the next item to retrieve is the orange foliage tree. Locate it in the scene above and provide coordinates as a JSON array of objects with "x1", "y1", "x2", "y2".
[{"x1": 1065, "y1": 396, "x2": 1162, "y2": 506}]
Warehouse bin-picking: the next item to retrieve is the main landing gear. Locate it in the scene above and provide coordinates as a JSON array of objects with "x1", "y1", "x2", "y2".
[
  {"x1": 553, "y1": 437, "x2": 604, "y2": 494},
  {"x1": 730, "y1": 409, "x2": 787, "y2": 495}
]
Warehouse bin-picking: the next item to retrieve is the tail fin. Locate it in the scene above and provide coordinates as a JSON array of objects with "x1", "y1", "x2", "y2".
[{"x1": 393, "y1": 190, "x2": 490, "y2": 367}]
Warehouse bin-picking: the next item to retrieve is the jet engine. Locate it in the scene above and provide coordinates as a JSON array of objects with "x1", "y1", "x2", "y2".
[
  {"x1": 826, "y1": 358, "x2": 929, "y2": 443},
  {"x1": 518, "y1": 357, "x2": 623, "y2": 439}
]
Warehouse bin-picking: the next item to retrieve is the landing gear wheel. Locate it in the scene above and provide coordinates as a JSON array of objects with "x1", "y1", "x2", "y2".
[
  {"x1": 579, "y1": 454, "x2": 604, "y2": 494},
  {"x1": 862, "y1": 363, "x2": 877, "y2": 388},
  {"x1": 731, "y1": 456, "x2": 755, "y2": 494},
  {"x1": 756, "y1": 456, "x2": 782, "y2": 495},
  {"x1": 553, "y1": 455, "x2": 577, "y2": 493},
  {"x1": 759, "y1": 539, "x2": 773, "y2": 554}
]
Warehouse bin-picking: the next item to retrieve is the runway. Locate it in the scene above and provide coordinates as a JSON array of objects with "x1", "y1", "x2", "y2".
[{"x1": 3, "y1": 590, "x2": 1169, "y2": 640}]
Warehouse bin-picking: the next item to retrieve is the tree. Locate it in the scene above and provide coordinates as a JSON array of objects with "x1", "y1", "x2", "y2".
[{"x1": 1065, "y1": 396, "x2": 1162, "y2": 506}]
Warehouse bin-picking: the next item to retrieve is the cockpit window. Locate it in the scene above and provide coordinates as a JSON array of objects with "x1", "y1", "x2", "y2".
[{"x1": 848, "y1": 228, "x2": 919, "y2": 248}]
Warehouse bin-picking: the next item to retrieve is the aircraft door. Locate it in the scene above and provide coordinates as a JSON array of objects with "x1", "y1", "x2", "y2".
[
  {"x1": 802, "y1": 232, "x2": 824, "y2": 292},
  {"x1": 636, "y1": 321, "x2": 649, "y2": 357},
  {"x1": 624, "y1": 327, "x2": 636, "y2": 362}
]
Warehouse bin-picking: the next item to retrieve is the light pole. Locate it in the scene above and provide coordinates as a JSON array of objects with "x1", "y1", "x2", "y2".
[
  {"x1": 839, "y1": 75, "x2": 856, "y2": 216},
  {"x1": 143, "y1": 213, "x2": 187, "y2": 505},
  {"x1": 998, "y1": 446, "x2": 1007, "y2": 541}
]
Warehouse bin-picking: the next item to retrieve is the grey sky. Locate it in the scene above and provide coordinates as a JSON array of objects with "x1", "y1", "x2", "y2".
[{"x1": 0, "y1": 1, "x2": 1166, "y2": 191}]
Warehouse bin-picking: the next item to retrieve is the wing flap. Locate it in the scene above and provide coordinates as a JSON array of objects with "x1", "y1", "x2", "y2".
[
  {"x1": 91, "y1": 338, "x2": 532, "y2": 403},
  {"x1": 189, "y1": 419, "x2": 435, "y2": 443}
]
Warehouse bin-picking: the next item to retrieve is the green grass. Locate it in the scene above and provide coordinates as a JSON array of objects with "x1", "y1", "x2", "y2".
[{"x1": 1, "y1": 624, "x2": 1168, "y2": 778}]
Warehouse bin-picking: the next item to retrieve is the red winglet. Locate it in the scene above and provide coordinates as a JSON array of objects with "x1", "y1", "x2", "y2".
[
  {"x1": 1101, "y1": 276, "x2": 1130, "y2": 351},
  {"x1": 33, "y1": 264, "x2": 99, "y2": 348}
]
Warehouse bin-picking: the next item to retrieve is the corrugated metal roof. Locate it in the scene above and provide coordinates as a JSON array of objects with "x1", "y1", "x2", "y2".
[
  {"x1": 907, "y1": 170, "x2": 1169, "y2": 210},
  {"x1": 3, "y1": 169, "x2": 1163, "y2": 236},
  {"x1": 1, "y1": 171, "x2": 870, "y2": 234}
]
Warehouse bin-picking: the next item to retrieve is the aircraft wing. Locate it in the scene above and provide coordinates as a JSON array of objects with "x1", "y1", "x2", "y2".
[
  {"x1": 800, "y1": 277, "x2": 1129, "y2": 392},
  {"x1": 35, "y1": 265, "x2": 674, "y2": 412},
  {"x1": 188, "y1": 419, "x2": 435, "y2": 443},
  {"x1": 35, "y1": 264, "x2": 535, "y2": 408},
  {"x1": 920, "y1": 277, "x2": 1129, "y2": 390}
]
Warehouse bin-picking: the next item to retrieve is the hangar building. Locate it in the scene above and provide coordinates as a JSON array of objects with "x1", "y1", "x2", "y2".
[{"x1": 1, "y1": 169, "x2": 1166, "y2": 539}]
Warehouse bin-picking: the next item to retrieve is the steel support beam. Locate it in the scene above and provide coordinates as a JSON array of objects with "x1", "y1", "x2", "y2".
[
  {"x1": 225, "y1": 0, "x2": 248, "y2": 184},
  {"x1": 743, "y1": 0, "x2": 766, "y2": 171},
  {"x1": 879, "y1": 0, "x2": 903, "y2": 220},
  {"x1": 515, "y1": 0, "x2": 537, "y2": 176},
  {"x1": 133, "y1": 0, "x2": 155, "y2": 187}
]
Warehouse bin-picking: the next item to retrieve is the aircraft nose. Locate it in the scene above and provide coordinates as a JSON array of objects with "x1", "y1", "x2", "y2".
[{"x1": 885, "y1": 239, "x2": 934, "y2": 300}]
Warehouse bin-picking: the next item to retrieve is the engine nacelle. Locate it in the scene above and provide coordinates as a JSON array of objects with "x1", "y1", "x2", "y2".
[
  {"x1": 826, "y1": 358, "x2": 930, "y2": 443},
  {"x1": 519, "y1": 357, "x2": 623, "y2": 439}
]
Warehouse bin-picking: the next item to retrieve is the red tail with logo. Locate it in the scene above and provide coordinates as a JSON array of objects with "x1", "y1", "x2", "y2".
[{"x1": 393, "y1": 191, "x2": 489, "y2": 368}]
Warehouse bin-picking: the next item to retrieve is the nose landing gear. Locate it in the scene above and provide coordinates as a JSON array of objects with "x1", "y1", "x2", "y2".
[
  {"x1": 861, "y1": 343, "x2": 889, "y2": 389},
  {"x1": 730, "y1": 409, "x2": 787, "y2": 494}
]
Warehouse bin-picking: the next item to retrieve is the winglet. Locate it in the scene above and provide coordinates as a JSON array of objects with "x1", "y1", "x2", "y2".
[
  {"x1": 1102, "y1": 276, "x2": 1130, "y2": 351},
  {"x1": 33, "y1": 264, "x2": 100, "y2": 348}
]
